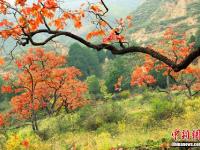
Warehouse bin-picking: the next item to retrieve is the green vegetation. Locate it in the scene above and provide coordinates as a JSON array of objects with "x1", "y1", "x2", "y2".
[
  {"x1": 159, "y1": 16, "x2": 188, "y2": 26},
  {"x1": 130, "y1": 0, "x2": 200, "y2": 44},
  {"x1": 195, "y1": 28, "x2": 200, "y2": 48},
  {"x1": 86, "y1": 75, "x2": 102, "y2": 100},
  {"x1": 187, "y1": 2, "x2": 200, "y2": 16},
  {"x1": 104, "y1": 55, "x2": 139, "y2": 93},
  {"x1": 1, "y1": 91, "x2": 199, "y2": 149},
  {"x1": 68, "y1": 43, "x2": 102, "y2": 79}
]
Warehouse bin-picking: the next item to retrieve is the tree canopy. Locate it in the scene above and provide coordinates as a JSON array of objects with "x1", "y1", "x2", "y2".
[
  {"x1": 1, "y1": 48, "x2": 88, "y2": 130},
  {"x1": 68, "y1": 43, "x2": 101, "y2": 79}
]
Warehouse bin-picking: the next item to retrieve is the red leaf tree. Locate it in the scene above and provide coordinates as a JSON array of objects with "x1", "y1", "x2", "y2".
[{"x1": 2, "y1": 48, "x2": 88, "y2": 131}]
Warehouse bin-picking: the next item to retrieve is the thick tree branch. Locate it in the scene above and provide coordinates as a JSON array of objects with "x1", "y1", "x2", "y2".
[
  {"x1": 2, "y1": 0, "x2": 199, "y2": 73},
  {"x1": 20, "y1": 29, "x2": 200, "y2": 72}
]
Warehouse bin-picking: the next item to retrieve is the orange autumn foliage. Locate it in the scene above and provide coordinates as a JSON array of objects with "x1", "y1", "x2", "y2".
[
  {"x1": 0, "y1": 0, "x2": 134, "y2": 46},
  {"x1": 1, "y1": 85, "x2": 12, "y2": 93},
  {"x1": 86, "y1": 29, "x2": 105, "y2": 40},
  {"x1": 2, "y1": 48, "x2": 88, "y2": 121},
  {"x1": 90, "y1": 5, "x2": 102, "y2": 13},
  {"x1": 131, "y1": 67, "x2": 156, "y2": 87},
  {"x1": 0, "y1": 114, "x2": 4, "y2": 127},
  {"x1": 0, "y1": 57, "x2": 5, "y2": 65},
  {"x1": 0, "y1": 0, "x2": 86, "y2": 40}
]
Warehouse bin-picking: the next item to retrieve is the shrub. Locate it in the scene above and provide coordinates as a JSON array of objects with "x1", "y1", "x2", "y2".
[
  {"x1": 78, "y1": 105, "x2": 99, "y2": 130},
  {"x1": 152, "y1": 99, "x2": 173, "y2": 120},
  {"x1": 37, "y1": 127, "x2": 53, "y2": 141},
  {"x1": 36, "y1": 118, "x2": 58, "y2": 140},
  {"x1": 86, "y1": 75, "x2": 102, "y2": 100},
  {"x1": 118, "y1": 90, "x2": 131, "y2": 99},
  {"x1": 151, "y1": 98, "x2": 184, "y2": 121},
  {"x1": 103, "y1": 103, "x2": 126, "y2": 123},
  {"x1": 78, "y1": 103, "x2": 126, "y2": 131},
  {"x1": 5, "y1": 135, "x2": 21, "y2": 150},
  {"x1": 0, "y1": 134, "x2": 6, "y2": 150},
  {"x1": 99, "y1": 80, "x2": 112, "y2": 101},
  {"x1": 54, "y1": 113, "x2": 79, "y2": 133},
  {"x1": 139, "y1": 89, "x2": 154, "y2": 104},
  {"x1": 54, "y1": 115, "x2": 69, "y2": 133}
]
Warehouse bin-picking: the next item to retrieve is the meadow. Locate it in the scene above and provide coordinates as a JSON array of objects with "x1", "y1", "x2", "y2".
[{"x1": 1, "y1": 90, "x2": 199, "y2": 150}]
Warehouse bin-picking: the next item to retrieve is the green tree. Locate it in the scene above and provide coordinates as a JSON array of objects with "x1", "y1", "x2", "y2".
[
  {"x1": 86, "y1": 75, "x2": 101, "y2": 100},
  {"x1": 68, "y1": 43, "x2": 102, "y2": 79},
  {"x1": 188, "y1": 35, "x2": 196, "y2": 45},
  {"x1": 97, "y1": 51, "x2": 107, "y2": 63},
  {"x1": 150, "y1": 70, "x2": 173, "y2": 89},
  {"x1": 106, "y1": 51, "x2": 115, "y2": 60},
  {"x1": 104, "y1": 56, "x2": 133, "y2": 93}
]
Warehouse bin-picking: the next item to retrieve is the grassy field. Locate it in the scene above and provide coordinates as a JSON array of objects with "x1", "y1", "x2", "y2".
[{"x1": 0, "y1": 91, "x2": 200, "y2": 150}]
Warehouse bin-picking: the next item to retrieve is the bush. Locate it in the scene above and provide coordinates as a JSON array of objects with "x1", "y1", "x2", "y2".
[
  {"x1": 103, "y1": 103, "x2": 126, "y2": 123},
  {"x1": 54, "y1": 113, "x2": 79, "y2": 133},
  {"x1": 37, "y1": 127, "x2": 53, "y2": 140},
  {"x1": 118, "y1": 90, "x2": 131, "y2": 99},
  {"x1": 139, "y1": 89, "x2": 154, "y2": 104},
  {"x1": 78, "y1": 103, "x2": 126, "y2": 131},
  {"x1": 152, "y1": 99, "x2": 173, "y2": 120},
  {"x1": 86, "y1": 75, "x2": 102, "y2": 100},
  {"x1": 151, "y1": 98, "x2": 184, "y2": 121},
  {"x1": 99, "y1": 80, "x2": 112, "y2": 101},
  {"x1": 78, "y1": 105, "x2": 99, "y2": 130}
]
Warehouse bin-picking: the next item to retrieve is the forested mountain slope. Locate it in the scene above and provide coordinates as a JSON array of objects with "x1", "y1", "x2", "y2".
[{"x1": 130, "y1": 0, "x2": 200, "y2": 44}]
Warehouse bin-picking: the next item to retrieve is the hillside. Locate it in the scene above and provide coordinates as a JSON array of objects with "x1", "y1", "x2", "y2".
[
  {"x1": 130, "y1": 0, "x2": 200, "y2": 44},
  {"x1": 2, "y1": 92, "x2": 200, "y2": 149}
]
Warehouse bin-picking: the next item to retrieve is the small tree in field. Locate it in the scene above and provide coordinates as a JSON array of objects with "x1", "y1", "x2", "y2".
[
  {"x1": 86, "y1": 75, "x2": 101, "y2": 100},
  {"x1": 2, "y1": 48, "x2": 88, "y2": 131}
]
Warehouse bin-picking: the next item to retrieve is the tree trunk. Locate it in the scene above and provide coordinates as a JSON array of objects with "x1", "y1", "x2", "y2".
[
  {"x1": 166, "y1": 75, "x2": 172, "y2": 100},
  {"x1": 186, "y1": 84, "x2": 192, "y2": 98},
  {"x1": 45, "y1": 106, "x2": 52, "y2": 116},
  {"x1": 31, "y1": 110, "x2": 39, "y2": 131},
  {"x1": 34, "y1": 113, "x2": 39, "y2": 131},
  {"x1": 31, "y1": 119, "x2": 36, "y2": 131},
  {"x1": 64, "y1": 101, "x2": 69, "y2": 113},
  {"x1": 56, "y1": 101, "x2": 64, "y2": 115},
  {"x1": 51, "y1": 90, "x2": 58, "y2": 110}
]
